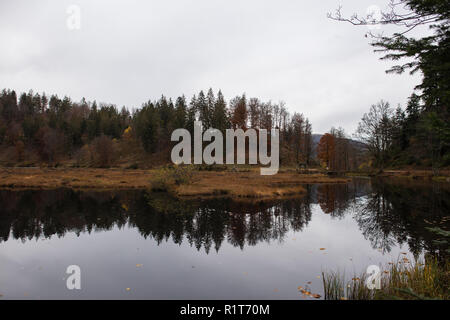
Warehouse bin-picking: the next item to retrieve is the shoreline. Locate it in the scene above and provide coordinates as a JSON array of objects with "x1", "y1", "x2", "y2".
[
  {"x1": 0, "y1": 167, "x2": 351, "y2": 199},
  {"x1": 346, "y1": 169, "x2": 450, "y2": 182}
]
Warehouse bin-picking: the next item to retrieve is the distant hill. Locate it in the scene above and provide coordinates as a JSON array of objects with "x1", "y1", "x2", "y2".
[{"x1": 311, "y1": 134, "x2": 367, "y2": 158}]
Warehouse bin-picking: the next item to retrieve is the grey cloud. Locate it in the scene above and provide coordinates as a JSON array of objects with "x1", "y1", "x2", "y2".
[{"x1": 0, "y1": 0, "x2": 423, "y2": 134}]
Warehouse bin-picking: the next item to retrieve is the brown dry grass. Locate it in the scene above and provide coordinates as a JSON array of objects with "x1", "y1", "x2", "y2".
[
  {"x1": 177, "y1": 170, "x2": 349, "y2": 198},
  {"x1": 0, "y1": 167, "x2": 152, "y2": 190},
  {"x1": 0, "y1": 167, "x2": 350, "y2": 199}
]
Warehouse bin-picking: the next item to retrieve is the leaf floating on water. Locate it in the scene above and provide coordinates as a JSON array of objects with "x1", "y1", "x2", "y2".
[
  {"x1": 340, "y1": 297, "x2": 347, "y2": 300},
  {"x1": 299, "y1": 289, "x2": 309, "y2": 295},
  {"x1": 126, "y1": 288, "x2": 131, "y2": 291},
  {"x1": 297, "y1": 286, "x2": 303, "y2": 290},
  {"x1": 316, "y1": 276, "x2": 321, "y2": 279},
  {"x1": 311, "y1": 294, "x2": 321, "y2": 299},
  {"x1": 319, "y1": 248, "x2": 326, "y2": 251},
  {"x1": 307, "y1": 281, "x2": 312, "y2": 285},
  {"x1": 401, "y1": 252, "x2": 407, "y2": 255},
  {"x1": 136, "y1": 264, "x2": 143, "y2": 268},
  {"x1": 352, "y1": 277, "x2": 360, "y2": 281}
]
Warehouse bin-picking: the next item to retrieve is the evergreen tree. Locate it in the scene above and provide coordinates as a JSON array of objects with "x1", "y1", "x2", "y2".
[
  {"x1": 196, "y1": 90, "x2": 209, "y2": 130},
  {"x1": 174, "y1": 96, "x2": 187, "y2": 129},
  {"x1": 206, "y1": 88, "x2": 216, "y2": 129},
  {"x1": 186, "y1": 94, "x2": 197, "y2": 135},
  {"x1": 212, "y1": 90, "x2": 229, "y2": 132}
]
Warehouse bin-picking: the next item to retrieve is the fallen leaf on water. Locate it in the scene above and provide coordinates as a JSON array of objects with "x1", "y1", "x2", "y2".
[
  {"x1": 136, "y1": 264, "x2": 143, "y2": 268},
  {"x1": 297, "y1": 286, "x2": 303, "y2": 290},
  {"x1": 401, "y1": 252, "x2": 407, "y2": 255},
  {"x1": 340, "y1": 297, "x2": 347, "y2": 300},
  {"x1": 352, "y1": 277, "x2": 360, "y2": 281},
  {"x1": 126, "y1": 288, "x2": 131, "y2": 291},
  {"x1": 316, "y1": 276, "x2": 321, "y2": 279},
  {"x1": 311, "y1": 294, "x2": 321, "y2": 299},
  {"x1": 307, "y1": 281, "x2": 312, "y2": 285},
  {"x1": 299, "y1": 289, "x2": 310, "y2": 295},
  {"x1": 319, "y1": 248, "x2": 326, "y2": 251}
]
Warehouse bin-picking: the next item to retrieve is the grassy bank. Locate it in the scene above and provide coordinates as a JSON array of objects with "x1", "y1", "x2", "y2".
[
  {"x1": 321, "y1": 258, "x2": 449, "y2": 300},
  {"x1": 345, "y1": 169, "x2": 450, "y2": 181},
  {"x1": 0, "y1": 166, "x2": 350, "y2": 199}
]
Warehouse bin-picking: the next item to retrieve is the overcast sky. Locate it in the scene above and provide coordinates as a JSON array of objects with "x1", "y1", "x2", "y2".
[{"x1": 0, "y1": 0, "x2": 424, "y2": 134}]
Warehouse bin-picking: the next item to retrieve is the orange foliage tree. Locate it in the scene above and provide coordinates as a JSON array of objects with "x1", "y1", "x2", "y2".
[{"x1": 317, "y1": 133, "x2": 335, "y2": 169}]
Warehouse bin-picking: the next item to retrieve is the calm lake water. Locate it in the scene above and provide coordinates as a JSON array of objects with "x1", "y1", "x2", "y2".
[{"x1": 0, "y1": 178, "x2": 448, "y2": 299}]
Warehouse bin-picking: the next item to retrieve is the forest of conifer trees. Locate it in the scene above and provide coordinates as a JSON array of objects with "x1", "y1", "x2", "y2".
[{"x1": 0, "y1": 88, "x2": 316, "y2": 168}]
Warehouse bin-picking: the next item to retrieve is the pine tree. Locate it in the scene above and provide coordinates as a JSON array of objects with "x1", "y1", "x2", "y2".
[
  {"x1": 212, "y1": 90, "x2": 229, "y2": 132},
  {"x1": 174, "y1": 96, "x2": 187, "y2": 129},
  {"x1": 206, "y1": 88, "x2": 216, "y2": 129},
  {"x1": 197, "y1": 90, "x2": 209, "y2": 130},
  {"x1": 186, "y1": 95, "x2": 197, "y2": 135}
]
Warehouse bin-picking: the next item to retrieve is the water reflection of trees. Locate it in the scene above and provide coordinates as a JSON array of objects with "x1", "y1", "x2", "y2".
[
  {"x1": 353, "y1": 178, "x2": 450, "y2": 258},
  {"x1": 316, "y1": 179, "x2": 369, "y2": 218},
  {"x1": 0, "y1": 179, "x2": 447, "y2": 256},
  {"x1": 0, "y1": 189, "x2": 313, "y2": 253}
]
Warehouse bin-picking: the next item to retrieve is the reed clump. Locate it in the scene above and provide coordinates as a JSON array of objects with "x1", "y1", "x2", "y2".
[
  {"x1": 322, "y1": 258, "x2": 449, "y2": 300},
  {"x1": 150, "y1": 165, "x2": 194, "y2": 192}
]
